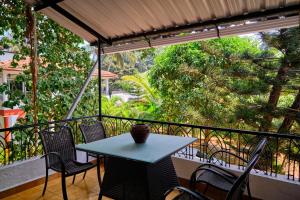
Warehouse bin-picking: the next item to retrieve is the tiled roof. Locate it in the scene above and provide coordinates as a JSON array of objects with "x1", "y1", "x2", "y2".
[
  {"x1": 0, "y1": 57, "x2": 117, "y2": 79},
  {"x1": 92, "y1": 69, "x2": 118, "y2": 79},
  {"x1": 0, "y1": 57, "x2": 30, "y2": 72}
]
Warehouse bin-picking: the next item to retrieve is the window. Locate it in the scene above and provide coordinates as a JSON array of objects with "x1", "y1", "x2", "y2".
[{"x1": 7, "y1": 74, "x2": 26, "y2": 96}]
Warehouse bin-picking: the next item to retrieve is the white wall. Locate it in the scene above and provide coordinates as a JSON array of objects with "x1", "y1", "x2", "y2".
[
  {"x1": 0, "y1": 150, "x2": 88, "y2": 192},
  {"x1": 1, "y1": 153, "x2": 299, "y2": 199},
  {"x1": 1, "y1": 71, "x2": 8, "y2": 102},
  {"x1": 172, "y1": 156, "x2": 300, "y2": 200}
]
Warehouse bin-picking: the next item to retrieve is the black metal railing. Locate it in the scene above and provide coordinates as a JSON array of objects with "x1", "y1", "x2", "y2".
[{"x1": 0, "y1": 114, "x2": 300, "y2": 182}]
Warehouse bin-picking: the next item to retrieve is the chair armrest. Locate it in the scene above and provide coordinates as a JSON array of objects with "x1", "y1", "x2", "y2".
[
  {"x1": 41, "y1": 152, "x2": 66, "y2": 171},
  {"x1": 190, "y1": 164, "x2": 236, "y2": 188},
  {"x1": 193, "y1": 163, "x2": 238, "y2": 179},
  {"x1": 163, "y1": 186, "x2": 209, "y2": 200},
  {"x1": 208, "y1": 150, "x2": 248, "y2": 164}
]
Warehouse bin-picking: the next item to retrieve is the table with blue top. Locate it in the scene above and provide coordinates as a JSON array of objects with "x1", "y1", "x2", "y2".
[{"x1": 76, "y1": 133, "x2": 197, "y2": 200}]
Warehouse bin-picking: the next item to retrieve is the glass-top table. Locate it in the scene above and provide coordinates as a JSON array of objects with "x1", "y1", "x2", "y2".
[
  {"x1": 76, "y1": 133, "x2": 197, "y2": 200},
  {"x1": 76, "y1": 133, "x2": 196, "y2": 164}
]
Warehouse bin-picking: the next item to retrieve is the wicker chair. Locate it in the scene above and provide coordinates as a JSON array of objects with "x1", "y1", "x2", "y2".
[
  {"x1": 190, "y1": 137, "x2": 267, "y2": 200},
  {"x1": 164, "y1": 186, "x2": 209, "y2": 200},
  {"x1": 39, "y1": 126, "x2": 100, "y2": 200},
  {"x1": 79, "y1": 120, "x2": 106, "y2": 143},
  {"x1": 164, "y1": 153, "x2": 262, "y2": 200},
  {"x1": 79, "y1": 120, "x2": 106, "y2": 180}
]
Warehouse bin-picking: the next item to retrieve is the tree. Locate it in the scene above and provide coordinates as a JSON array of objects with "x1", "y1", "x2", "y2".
[
  {"x1": 258, "y1": 28, "x2": 300, "y2": 132},
  {"x1": 149, "y1": 38, "x2": 262, "y2": 126},
  {"x1": 278, "y1": 89, "x2": 300, "y2": 133},
  {"x1": 122, "y1": 72, "x2": 160, "y2": 104},
  {"x1": 149, "y1": 35, "x2": 300, "y2": 133},
  {"x1": 0, "y1": 0, "x2": 94, "y2": 122}
]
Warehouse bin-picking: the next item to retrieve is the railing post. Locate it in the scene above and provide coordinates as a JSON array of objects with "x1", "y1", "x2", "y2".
[
  {"x1": 3, "y1": 116, "x2": 10, "y2": 164},
  {"x1": 98, "y1": 39, "x2": 102, "y2": 121}
]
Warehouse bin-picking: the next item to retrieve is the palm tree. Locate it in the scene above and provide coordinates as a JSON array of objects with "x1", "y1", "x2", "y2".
[{"x1": 122, "y1": 72, "x2": 160, "y2": 105}]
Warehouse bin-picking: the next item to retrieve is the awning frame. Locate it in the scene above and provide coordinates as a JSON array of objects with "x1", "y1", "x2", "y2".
[
  {"x1": 34, "y1": 0, "x2": 111, "y2": 45},
  {"x1": 34, "y1": 1, "x2": 300, "y2": 49}
]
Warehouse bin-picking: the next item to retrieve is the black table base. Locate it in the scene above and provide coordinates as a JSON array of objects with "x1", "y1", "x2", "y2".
[{"x1": 99, "y1": 156, "x2": 179, "y2": 200}]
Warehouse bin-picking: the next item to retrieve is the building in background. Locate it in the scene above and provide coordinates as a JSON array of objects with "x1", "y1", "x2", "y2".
[
  {"x1": 0, "y1": 58, "x2": 28, "y2": 132},
  {"x1": 0, "y1": 57, "x2": 117, "y2": 130}
]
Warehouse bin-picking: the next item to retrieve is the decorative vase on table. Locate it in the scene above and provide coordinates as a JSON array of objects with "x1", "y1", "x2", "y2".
[{"x1": 130, "y1": 124, "x2": 150, "y2": 143}]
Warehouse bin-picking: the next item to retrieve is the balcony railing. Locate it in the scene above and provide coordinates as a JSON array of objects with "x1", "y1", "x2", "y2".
[{"x1": 0, "y1": 115, "x2": 300, "y2": 182}]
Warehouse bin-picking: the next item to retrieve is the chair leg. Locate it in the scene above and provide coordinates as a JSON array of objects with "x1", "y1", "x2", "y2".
[
  {"x1": 98, "y1": 191, "x2": 103, "y2": 200},
  {"x1": 83, "y1": 171, "x2": 87, "y2": 180},
  {"x1": 247, "y1": 181, "x2": 253, "y2": 200},
  {"x1": 97, "y1": 155, "x2": 102, "y2": 188},
  {"x1": 83, "y1": 152, "x2": 89, "y2": 180},
  {"x1": 61, "y1": 173, "x2": 68, "y2": 200},
  {"x1": 42, "y1": 168, "x2": 49, "y2": 196},
  {"x1": 72, "y1": 175, "x2": 76, "y2": 184}
]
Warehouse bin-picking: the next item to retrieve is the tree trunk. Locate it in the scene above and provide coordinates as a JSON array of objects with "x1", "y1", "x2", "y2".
[
  {"x1": 27, "y1": 5, "x2": 39, "y2": 155},
  {"x1": 259, "y1": 63, "x2": 290, "y2": 132},
  {"x1": 278, "y1": 89, "x2": 300, "y2": 133}
]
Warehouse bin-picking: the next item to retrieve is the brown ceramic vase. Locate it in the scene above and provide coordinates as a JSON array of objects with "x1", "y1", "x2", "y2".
[{"x1": 130, "y1": 124, "x2": 150, "y2": 143}]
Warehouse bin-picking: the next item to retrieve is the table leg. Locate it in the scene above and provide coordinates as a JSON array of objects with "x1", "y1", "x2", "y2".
[{"x1": 99, "y1": 156, "x2": 179, "y2": 200}]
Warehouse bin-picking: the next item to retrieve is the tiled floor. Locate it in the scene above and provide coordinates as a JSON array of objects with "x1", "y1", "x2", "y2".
[
  {"x1": 3, "y1": 167, "x2": 179, "y2": 200},
  {"x1": 3, "y1": 168, "x2": 109, "y2": 200}
]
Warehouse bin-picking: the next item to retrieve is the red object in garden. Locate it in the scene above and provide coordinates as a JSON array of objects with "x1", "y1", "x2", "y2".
[{"x1": 0, "y1": 108, "x2": 26, "y2": 142}]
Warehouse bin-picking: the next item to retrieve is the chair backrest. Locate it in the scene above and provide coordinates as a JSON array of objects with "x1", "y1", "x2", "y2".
[
  {"x1": 226, "y1": 137, "x2": 267, "y2": 200},
  {"x1": 248, "y1": 137, "x2": 267, "y2": 161},
  {"x1": 79, "y1": 120, "x2": 106, "y2": 143},
  {"x1": 226, "y1": 154, "x2": 260, "y2": 200},
  {"x1": 189, "y1": 138, "x2": 267, "y2": 200},
  {"x1": 40, "y1": 126, "x2": 76, "y2": 165}
]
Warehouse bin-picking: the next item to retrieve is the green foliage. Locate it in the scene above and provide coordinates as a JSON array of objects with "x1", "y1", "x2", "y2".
[
  {"x1": 1, "y1": 1, "x2": 299, "y2": 135},
  {"x1": 1, "y1": 0, "x2": 93, "y2": 122},
  {"x1": 149, "y1": 35, "x2": 299, "y2": 133},
  {"x1": 122, "y1": 72, "x2": 160, "y2": 104},
  {"x1": 113, "y1": 80, "x2": 136, "y2": 93},
  {"x1": 149, "y1": 38, "x2": 261, "y2": 126}
]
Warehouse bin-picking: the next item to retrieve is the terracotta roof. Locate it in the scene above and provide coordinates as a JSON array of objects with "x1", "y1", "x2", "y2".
[
  {"x1": 0, "y1": 57, "x2": 30, "y2": 72},
  {"x1": 92, "y1": 69, "x2": 118, "y2": 79},
  {"x1": 0, "y1": 57, "x2": 118, "y2": 79}
]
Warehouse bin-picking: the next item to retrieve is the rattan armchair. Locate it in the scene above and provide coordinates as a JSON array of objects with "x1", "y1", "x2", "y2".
[
  {"x1": 39, "y1": 126, "x2": 101, "y2": 200},
  {"x1": 79, "y1": 120, "x2": 106, "y2": 180},
  {"x1": 190, "y1": 138, "x2": 267, "y2": 199},
  {"x1": 165, "y1": 153, "x2": 262, "y2": 200},
  {"x1": 164, "y1": 186, "x2": 209, "y2": 200}
]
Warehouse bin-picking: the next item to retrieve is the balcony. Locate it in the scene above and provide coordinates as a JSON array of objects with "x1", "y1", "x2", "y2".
[
  {"x1": 0, "y1": 167, "x2": 246, "y2": 200},
  {"x1": 1, "y1": 115, "x2": 300, "y2": 200},
  {"x1": 2, "y1": 1, "x2": 300, "y2": 199}
]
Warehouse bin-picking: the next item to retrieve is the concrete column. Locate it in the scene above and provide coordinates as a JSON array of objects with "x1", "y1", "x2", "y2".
[
  {"x1": 22, "y1": 82, "x2": 26, "y2": 95},
  {"x1": 105, "y1": 79, "x2": 109, "y2": 96}
]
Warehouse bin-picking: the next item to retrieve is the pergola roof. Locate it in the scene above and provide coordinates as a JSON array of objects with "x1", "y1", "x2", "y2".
[{"x1": 33, "y1": 0, "x2": 300, "y2": 53}]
